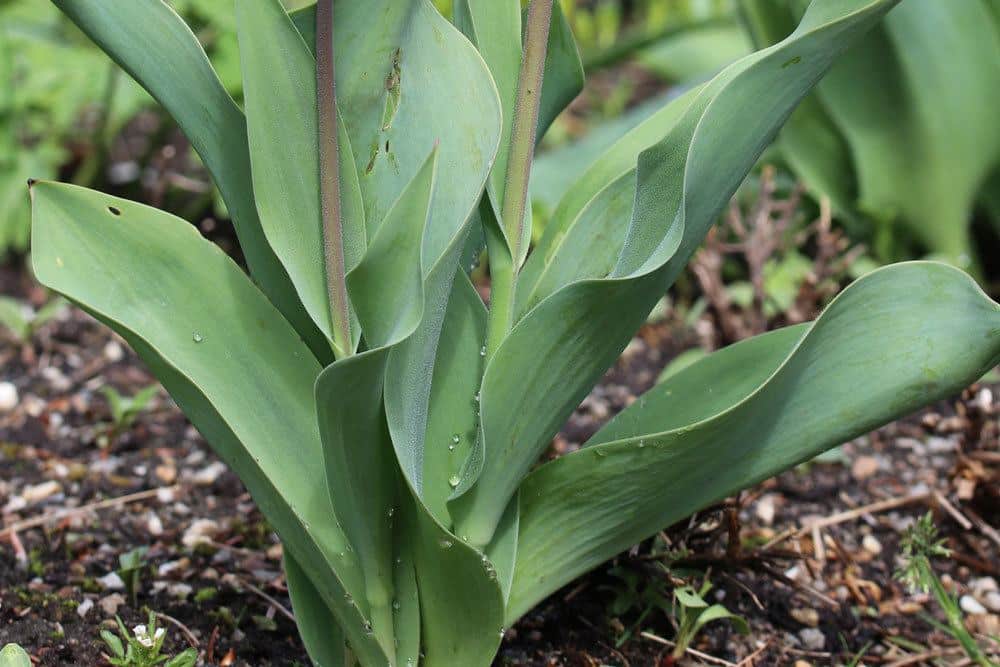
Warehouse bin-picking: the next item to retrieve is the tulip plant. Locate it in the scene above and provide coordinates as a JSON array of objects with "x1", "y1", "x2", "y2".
[{"x1": 29, "y1": 0, "x2": 1000, "y2": 665}]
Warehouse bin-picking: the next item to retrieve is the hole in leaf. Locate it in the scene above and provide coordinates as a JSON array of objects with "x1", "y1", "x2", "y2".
[{"x1": 108, "y1": 206, "x2": 122, "y2": 217}]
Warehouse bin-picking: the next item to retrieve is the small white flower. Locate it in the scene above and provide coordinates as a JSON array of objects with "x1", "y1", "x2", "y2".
[
  {"x1": 154, "y1": 628, "x2": 165, "y2": 640},
  {"x1": 138, "y1": 636, "x2": 155, "y2": 648},
  {"x1": 132, "y1": 624, "x2": 147, "y2": 638}
]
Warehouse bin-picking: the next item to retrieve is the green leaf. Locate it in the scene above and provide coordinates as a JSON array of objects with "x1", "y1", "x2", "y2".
[
  {"x1": 100, "y1": 630, "x2": 125, "y2": 659},
  {"x1": 537, "y1": 1, "x2": 584, "y2": 143},
  {"x1": 235, "y1": 0, "x2": 366, "y2": 357},
  {"x1": 454, "y1": 0, "x2": 582, "y2": 216},
  {"x1": 674, "y1": 586, "x2": 708, "y2": 609},
  {"x1": 30, "y1": 182, "x2": 388, "y2": 667},
  {"x1": 516, "y1": 85, "x2": 702, "y2": 317},
  {"x1": 692, "y1": 605, "x2": 750, "y2": 637},
  {"x1": 0, "y1": 297, "x2": 30, "y2": 341},
  {"x1": 420, "y1": 272, "x2": 488, "y2": 524},
  {"x1": 284, "y1": 549, "x2": 347, "y2": 667},
  {"x1": 451, "y1": 0, "x2": 902, "y2": 548},
  {"x1": 748, "y1": 0, "x2": 1000, "y2": 266},
  {"x1": 290, "y1": 1, "x2": 501, "y2": 266},
  {"x1": 508, "y1": 262, "x2": 1000, "y2": 621},
  {"x1": 347, "y1": 149, "x2": 437, "y2": 349},
  {"x1": 0, "y1": 644, "x2": 31, "y2": 667},
  {"x1": 637, "y1": 22, "x2": 751, "y2": 83}
]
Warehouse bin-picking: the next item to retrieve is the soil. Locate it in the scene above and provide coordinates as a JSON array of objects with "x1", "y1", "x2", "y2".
[{"x1": 1, "y1": 257, "x2": 998, "y2": 666}]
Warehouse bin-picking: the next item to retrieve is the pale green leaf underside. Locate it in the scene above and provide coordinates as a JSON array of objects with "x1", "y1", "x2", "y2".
[
  {"x1": 30, "y1": 183, "x2": 389, "y2": 667},
  {"x1": 509, "y1": 262, "x2": 1000, "y2": 620},
  {"x1": 450, "y1": 0, "x2": 904, "y2": 547}
]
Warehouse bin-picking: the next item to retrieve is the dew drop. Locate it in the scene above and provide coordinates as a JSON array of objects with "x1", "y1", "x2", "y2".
[
  {"x1": 392, "y1": 599, "x2": 401, "y2": 611},
  {"x1": 448, "y1": 444, "x2": 456, "y2": 451},
  {"x1": 474, "y1": 391, "x2": 481, "y2": 403},
  {"x1": 638, "y1": 440, "x2": 645, "y2": 449},
  {"x1": 452, "y1": 434, "x2": 460, "y2": 443},
  {"x1": 363, "y1": 620, "x2": 374, "y2": 635},
  {"x1": 387, "y1": 507, "x2": 395, "y2": 519},
  {"x1": 479, "y1": 345, "x2": 487, "y2": 357},
  {"x1": 344, "y1": 593, "x2": 353, "y2": 602},
  {"x1": 192, "y1": 332, "x2": 204, "y2": 343},
  {"x1": 448, "y1": 474, "x2": 461, "y2": 488},
  {"x1": 498, "y1": 627, "x2": 506, "y2": 638},
  {"x1": 439, "y1": 538, "x2": 453, "y2": 549}
]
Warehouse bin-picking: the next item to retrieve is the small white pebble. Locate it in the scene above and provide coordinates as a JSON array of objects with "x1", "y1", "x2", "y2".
[
  {"x1": 0, "y1": 382, "x2": 18, "y2": 412},
  {"x1": 861, "y1": 534, "x2": 882, "y2": 555},
  {"x1": 182, "y1": 518, "x2": 220, "y2": 548},
  {"x1": 798, "y1": 627, "x2": 825, "y2": 651},
  {"x1": 97, "y1": 572, "x2": 125, "y2": 591},
  {"x1": 960, "y1": 594, "x2": 987, "y2": 615},
  {"x1": 146, "y1": 513, "x2": 164, "y2": 537},
  {"x1": 103, "y1": 340, "x2": 124, "y2": 362},
  {"x1": 167, "y1": 583, "x2": 192, "y2": 600},
  {"x1": 21, "y1": 480, "x2": 62, "y2": 505},
  {"x1": 191, "y1": 461, "x2": 227, "y2": 486},
  {"x1": 76, "y1": 598, "x2": 94, "y2": 618}
]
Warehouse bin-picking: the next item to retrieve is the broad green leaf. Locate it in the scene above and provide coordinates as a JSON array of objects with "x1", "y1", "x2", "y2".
[
  {"x1": 316, "y1": 350, "x2": 400, "y2": 657},
  {"x1": 408, "y1": 495, "x2": 505, "y2": 667},
  {"x1": 0, "y1": 644, "x2": 30, "y2": 667},
  {"x1": 516, "y1": 85, "x2": 702, "y2": 317},
  {"x1": 290, "y1": 0, "x2": 502, "y2": 266},
  {"x1": 421, "y1": 271, "x2": 487, "y2": 524},
  {"x1": 285, "y1": 554, "x2": 347, "y2": 667},
  {"x1": 52, "y1": 0, "x2": 329, "y2": 360},
  {"x1": 30, "y1": 182, "x2": 388, "y2": 667},
  {"x1": 637, "y1": 22, "x2": 751, "y2": 83},
  {"x1": 816, "y1": 0, "x2": 1000, "y2": 265},
  {"x1": 236, "y1": 0, "x2": 366, "y2": 358},
  {"x1": 452, "y1": 0, "x2": 581, "y2": 265},
  {"x1": 537, "y1": 2, "x2": 584, "y2": 143},
  {"x1": 530, "y1": 88, "x2": 680, "y2": 219},
  {"x1": 347, "y1": 150, "x2": 437, "y2": 349},
  {"x1": 508, "y1": 262, "x2": 1000, "y2": 620},
  {"x1": 316, "y1": 152, "x2": 438, "y2": 657},
  {"x1": 453, "y1": 0, "x2": 521, "y2": 211},
  {"x1": 451, "y1": 0, "x2": 901, "y2": 549}
]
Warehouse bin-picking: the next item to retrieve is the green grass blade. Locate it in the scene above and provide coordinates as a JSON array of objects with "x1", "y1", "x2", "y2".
[
  {"x1": 29, "y1": 182, "x2": 388, "y2": 666},
  {"x1": 51, "y1": 0, "x2": 328, "y2": 360},
  {"x1": 509, "y1": 262, "x2": 1000, "y2": 621}
]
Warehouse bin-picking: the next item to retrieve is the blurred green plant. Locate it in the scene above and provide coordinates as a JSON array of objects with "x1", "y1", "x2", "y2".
[
  {"x1": 0, "y1": 644, "x2": 30, "y2": 667},
  {"x1": 0, "y1": 295, "x2": 66, "y2": 342},
  {"x1": 0, "y1": 0, "x2": 244, "y2": 258},
  {"x1": 97, "y1": 384, "x2": 159, "y2": 448},
  {"x1": 741, "y1": 0, "x2": 1000, "y2": 269},
  {"x1": 0, "y1": 1, "x2": 148, "y2": 255},
  {"x1": 117, "y1": 546, "x2": 150, "y2": 606}
]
